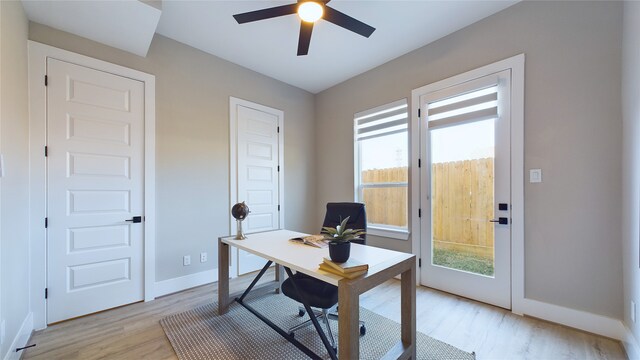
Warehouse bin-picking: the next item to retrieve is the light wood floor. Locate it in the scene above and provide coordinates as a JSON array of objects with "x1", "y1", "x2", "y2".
[{"x1": 23, "y1": 270, "x2": 626, "y2": 360}]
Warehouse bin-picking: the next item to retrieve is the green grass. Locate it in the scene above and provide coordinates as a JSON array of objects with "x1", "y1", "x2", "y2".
[{"x1": 432, "y1": 248, "x2": 494, "y2": 276}]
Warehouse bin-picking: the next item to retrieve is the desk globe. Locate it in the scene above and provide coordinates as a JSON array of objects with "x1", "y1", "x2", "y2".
[{"x1": 231, "y1": 201, "x2": 250, "y2": 239}]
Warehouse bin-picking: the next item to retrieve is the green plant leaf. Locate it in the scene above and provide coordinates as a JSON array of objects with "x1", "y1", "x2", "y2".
[
  {"x1": 319, "y1": 216, "x2": 366, "y2": 243},
  {"x1": 340, "y1": 217, "x2": 350, "y2": 230}
]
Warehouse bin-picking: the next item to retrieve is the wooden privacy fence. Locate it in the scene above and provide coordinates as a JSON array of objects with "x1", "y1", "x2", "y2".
[
  {"x1": 362, "y1": 167, "x2": 408, "y2": 228},
  {"x1": 432, "y1": 158, "x2": 494, "y2": 259},
  {"x1": 361, "y1": 158, "x2": 494, "y2": 259}
]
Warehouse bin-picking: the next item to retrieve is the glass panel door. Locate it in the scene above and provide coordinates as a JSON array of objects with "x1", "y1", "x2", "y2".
[
  {"x1": 430, "y1": 119, "x2": 495, "y2": 276},
  {"x1": 419, "y1": 70, "x2": 512, "y2": 309}
]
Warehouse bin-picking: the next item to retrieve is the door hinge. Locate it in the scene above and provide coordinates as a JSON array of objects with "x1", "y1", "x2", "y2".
[
  {"x1": 277, "y1": 126, "x2": 280, "y2": 133},
  {"x1": 45, "y1": 146, "x2": 48, "y2": 157},
  {"x1": 419, "y1": 258, "x2": 422, "y2": 268},
  {"x1": 277, "y1": 165, "x2": 280, "y2": 172},
  {"x1": 44, "y1": 75, "x2": 48, "y2": 86},
  {"x1": 418, "y1": 208, "x2": 422, "y2": 218},
  {"x1": 278, "y1": 205, "x2": 280, "y2": 211},
  {"x1": 418, "y1": 158, "x2": 421, "y2": 168},
  {"x1": 418, "y1": 108, "x2": 421, "y2": 118},
  {"x1": 45, "y1": 288, "x2": 48, "y2": 299},
  {"x1": 45, "y1": 217, "x2": 48, "y2": 228}
]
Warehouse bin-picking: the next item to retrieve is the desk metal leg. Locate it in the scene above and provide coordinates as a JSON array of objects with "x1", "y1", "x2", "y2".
[
  {"x1": 284, "y1": 267, "x2": 338, "y2": 360},
  {"x1": 234, "y1": 263, "x2": 327, "y2": 360},
  {"x1": 237, "y1": 297, "x2": 323, "y2": 360},
  {"x1": 237, "y1": 260, "x2": 273, "y2": 302},
  {"x1": 218, "y1": 239, "x2": 230, "y2": 315},
  {"x1": 275, "y1": 264, "x2": 284, "y2": 293}
]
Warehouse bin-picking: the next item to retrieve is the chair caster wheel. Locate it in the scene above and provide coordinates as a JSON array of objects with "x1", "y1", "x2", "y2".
[
  {"x1": 360, "y1": 325, "x2": 366, "y2": 336},
  {"x1": 298, "y1": 309, "x2": 306, "y2": 317}
]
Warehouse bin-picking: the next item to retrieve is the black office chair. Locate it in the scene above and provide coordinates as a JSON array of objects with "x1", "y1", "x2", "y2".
[
  {"x1": 281, "y1": 203, "x2": 367, "y2": 350},
  {"x1": 321, "y1": 202, "x2": 367, "y2": 245}
]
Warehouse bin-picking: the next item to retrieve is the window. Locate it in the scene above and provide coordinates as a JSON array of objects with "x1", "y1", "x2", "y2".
[{"x1": 354, "y1": 99, "x2": 409, "y2": 240}]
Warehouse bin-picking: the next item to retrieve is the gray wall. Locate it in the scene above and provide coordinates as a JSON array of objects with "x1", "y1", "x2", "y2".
[
  {"x1": 316, "y1": 1, "x2": 623, "y2": 318},
  {"x1": 29, "y1": 24, "x2": 317, "y2": 282},
  {"x1": 2, "y1": 2, "x2": 628, "y2": 349},
  {"x1": 622, "y1": 0, "x2": 640, "y2": 348},
  {"x1": 0, "y1": 1, "x2": 30, "y2": 358}
]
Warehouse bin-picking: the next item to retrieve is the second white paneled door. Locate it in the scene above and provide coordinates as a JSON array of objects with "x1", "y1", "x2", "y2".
[
  {"x1": 47, "y1": 58, "x2": 145, "y2": 323},
  {"x1": 230, "y1": 98, "x2": 283, "y2": 275}
]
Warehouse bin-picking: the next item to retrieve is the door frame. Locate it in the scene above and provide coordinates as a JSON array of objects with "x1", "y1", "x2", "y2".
[
  {"x1": 229, "y1": 97, "x2": 284, "y2": 275},
  {"x1": 28, "y1": 41, "x2": 156, "y2": 329},
  {"x1": 410, "y1": 54, "x2": 525, "y2": 313}
]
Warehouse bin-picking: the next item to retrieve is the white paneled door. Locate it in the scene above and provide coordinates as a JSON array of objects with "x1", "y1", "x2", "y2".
[
  {"x1": 230, "y1": 98, "x2": 283, "y2": 275},
  {"x1": 47, "y1": 59, "x2": 145, "y2": 323}
]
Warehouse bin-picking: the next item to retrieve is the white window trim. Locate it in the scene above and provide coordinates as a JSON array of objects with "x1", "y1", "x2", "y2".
[
  {"x1": 410, "y1": 54, "x2": 524, "y2": 310},
  {"x1": 229, "y1": 97, "x2": 285, "y2": 275},
  {"x1": 353, "y1": 99, "x2": 409, "y2": 241},
  {"x1": 367, "y1": 226, "x2": 410, "y2": 240},
  {"x1": 229, "y1": 97, "x2": 285, "y2": 234},
  {"x1": 28, "y1": 41, "x2": 157, "y2": 330}
]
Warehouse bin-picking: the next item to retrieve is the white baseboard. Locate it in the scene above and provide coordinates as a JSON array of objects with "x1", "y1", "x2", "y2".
[
  {"x1": 3, "y1": 312, "x2": 33, "y2": 360},
  {"x1": 623, "y1": 326, "x2": 640, "y2": 360},
  {"x1": 520, "y1": 298, "x2": 625, "y2": 340},
  {"x1": 154, "y1": 269, "x2": 218, "y2": 298}
]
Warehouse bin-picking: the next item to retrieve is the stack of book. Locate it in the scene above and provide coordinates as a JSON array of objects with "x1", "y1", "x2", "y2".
[{"x1": 318, "y1": 257, "x2": 369, "y2": 279}]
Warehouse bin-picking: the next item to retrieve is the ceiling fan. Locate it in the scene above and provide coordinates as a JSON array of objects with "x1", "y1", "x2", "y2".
[{"x1": 233, "y1": 0, "x2": 375, "y2": 56}]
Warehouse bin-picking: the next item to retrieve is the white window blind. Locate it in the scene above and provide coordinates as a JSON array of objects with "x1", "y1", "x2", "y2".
[
  {"x1": 427, "y1": 83, "x2": 499, "y2": 129},
  {"x1": 355, "y1": 100, "x2": 408, "y2": 141}
]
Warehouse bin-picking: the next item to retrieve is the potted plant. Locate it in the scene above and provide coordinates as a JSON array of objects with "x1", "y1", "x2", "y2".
[{"x1": 321, "y1": 216, "x2": 365, "y2": 263}]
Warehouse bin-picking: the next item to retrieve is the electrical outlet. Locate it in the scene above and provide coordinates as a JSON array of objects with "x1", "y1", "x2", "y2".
[
  {"x1": 183, "y1": 255, "x2": 191, "y2": 266},
  {"x1": 632, "y1": 301, "x2": 636, "y2": 323},
  {"x1": 529, "y1": 169, "x2": 542, "y2": 183},
  {"x1": 200, "y1": 252, "x2": 207, "y2": 263}
]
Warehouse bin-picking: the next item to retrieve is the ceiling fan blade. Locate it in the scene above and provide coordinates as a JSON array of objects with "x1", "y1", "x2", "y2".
[
  {"x1": 297, "y1": 22, "x2": 314, "y2": 56},
  {"x1": 233, "y1": 3, "x2": 298, "y2": 24},
  {"x1": 323, "y1": 6, "x2": 375, "y2": 38}
]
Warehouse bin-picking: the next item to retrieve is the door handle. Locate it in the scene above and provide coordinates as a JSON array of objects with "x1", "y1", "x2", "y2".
[
  {"x1": 125, "y1": 216, "x2": 142, "y2": 223},
  {"x1": 489, "y1": 217, "x2": 509, "y2": 225}
]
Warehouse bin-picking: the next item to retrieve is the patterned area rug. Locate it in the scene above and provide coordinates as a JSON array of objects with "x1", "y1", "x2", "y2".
[{"x1": 161, "y1": 293, "x2": 475, "y2": 360}]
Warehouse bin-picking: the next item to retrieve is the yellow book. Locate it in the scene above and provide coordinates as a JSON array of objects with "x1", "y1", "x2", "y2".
[
  {"x1": 322, "y1": 257, "x2": 369, "y2": 273},
  {"x1": 318, "y1": 263, "x2": 367, "y2": 279}
]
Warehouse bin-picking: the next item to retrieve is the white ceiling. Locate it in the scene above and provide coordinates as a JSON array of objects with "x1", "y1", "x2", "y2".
[
  {"x1": 22, "y1": 0, "x2": 161, "y2": 57},
  {"x1": 22, "y1": 0, "x2": 519, "y2": 93}
]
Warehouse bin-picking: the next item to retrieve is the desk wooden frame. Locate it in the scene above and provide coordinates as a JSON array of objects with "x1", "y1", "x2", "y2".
[{"x1": 218, "y1": 230, "x2": 416, "y2": 360}]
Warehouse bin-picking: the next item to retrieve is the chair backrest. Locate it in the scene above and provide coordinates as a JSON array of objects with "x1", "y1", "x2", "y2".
[{"x1": 322, "y1": 202, "x2": 367, "y2": 245}]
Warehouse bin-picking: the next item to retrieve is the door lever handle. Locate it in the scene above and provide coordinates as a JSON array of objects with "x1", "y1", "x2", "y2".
[
  {"x1": 125, "y1": 216, "x2": 142, "y2": 223},
  {"x1": 489, "y1": 217, "x2": 509, "y2": 225}
]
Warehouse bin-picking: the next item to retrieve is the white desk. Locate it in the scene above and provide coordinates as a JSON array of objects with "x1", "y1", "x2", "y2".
[{"x1": 218, "y1": 229, "x2": 416, "y2": 360}]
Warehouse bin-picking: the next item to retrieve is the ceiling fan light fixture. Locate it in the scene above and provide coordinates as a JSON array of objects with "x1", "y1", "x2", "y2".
[
  {"x1": 233, "y1": 2, "x2": 375, "y2": 56},
  {"x1": 297, "y1": 1, "x2": 323, "y2": 23}
]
